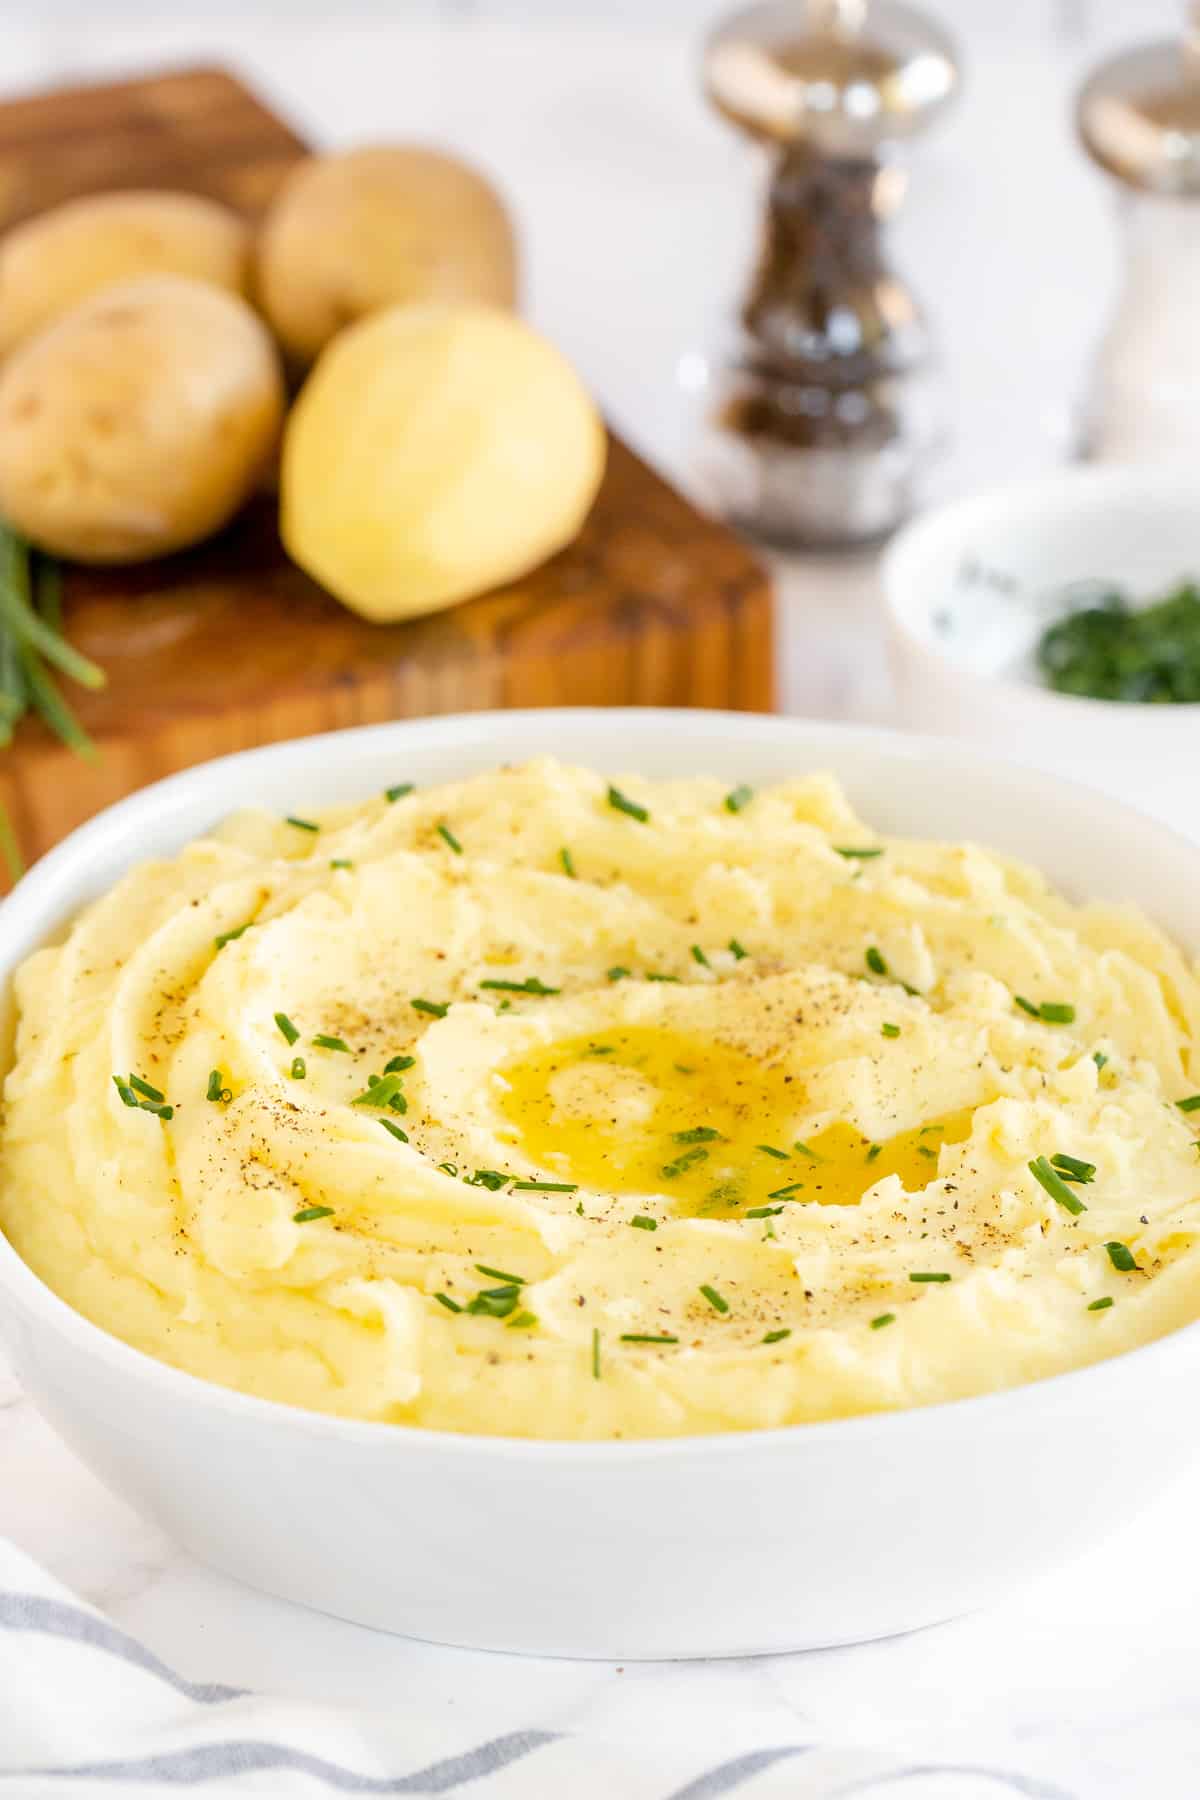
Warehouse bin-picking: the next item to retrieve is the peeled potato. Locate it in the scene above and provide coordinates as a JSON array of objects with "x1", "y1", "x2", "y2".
[
  {"x1": 0, "y1": 190, "x2": 251, "y2": 356},
  {"x1": 0, "y1": 275, "x2": 284, "y2": 563},
  {"x1": 281, "y1": 303, "x2": 605, "y2": 621},
  {"x1": 256, "y1": 146, "x2": 518, "y2": 366}
]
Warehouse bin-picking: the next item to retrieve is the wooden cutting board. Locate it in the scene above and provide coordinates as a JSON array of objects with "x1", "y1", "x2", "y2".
[{"x1": 0, "y1": 66, "x2": 774, "y2": 868}]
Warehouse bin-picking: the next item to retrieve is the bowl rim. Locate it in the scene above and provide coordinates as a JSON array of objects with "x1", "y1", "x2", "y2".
[
  {"x1": 881, "y1": 465, "x2": 1200, "y2": 720},
  {"x1": 3, "y1": 703, "x2": 1200, "y2": 1461}
]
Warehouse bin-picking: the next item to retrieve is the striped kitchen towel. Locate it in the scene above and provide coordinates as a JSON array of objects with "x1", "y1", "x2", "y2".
[{"x1": 0, "y1": 1536, "x2": 1068, "y2": 1799}]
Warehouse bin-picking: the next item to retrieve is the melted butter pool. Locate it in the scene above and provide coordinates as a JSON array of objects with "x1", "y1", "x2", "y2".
[{"x1": 497, "y1": 1026, "x2": 973, "y2": 1215}]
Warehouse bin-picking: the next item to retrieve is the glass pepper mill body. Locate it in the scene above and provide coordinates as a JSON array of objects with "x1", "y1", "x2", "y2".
[
  {"x1": 696, "y1": 0, "x2": 958, "y2": 550},
  {"x1": 1077, "y1": 16, "x2": 1200, "y2": 465}
]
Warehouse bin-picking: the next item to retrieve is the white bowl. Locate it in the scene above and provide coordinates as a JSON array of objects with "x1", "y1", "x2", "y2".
[
  {"x1": 883, "y1": 469, "x2": 1200, "y2": 794},
  {"x1": 3, "y1": 708, "x2": 1200, "y2": 1660}
]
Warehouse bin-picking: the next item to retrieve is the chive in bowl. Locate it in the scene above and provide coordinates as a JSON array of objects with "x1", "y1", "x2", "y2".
[{"x1": 882, "y1": 469, "x2": 1200, "y2": 818}]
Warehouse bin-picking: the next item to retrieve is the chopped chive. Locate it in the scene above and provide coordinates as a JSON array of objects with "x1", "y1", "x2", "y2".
[
  {"x1": 294, "y1": 1205, "x2": 333, "y2": 1223},
  {"x1": 866, "y1": 946, "x2": 888, "y2": 977},
  {"x1": 507, "y1": 1311, "x2": 538, "y2": 1330},
  {"x1": 725, "y1": 784, "x2": 754, "y2": 814},
  {"x1": 312, "y1": 1034, "x2": 350, "y2": 1053},
  {"x1": 510, "y1": 1179, "x2": 578, "y2": 1193},
  {"x1": 330, "y1": 858, "x2": 354, "y2": 870},
  {"x1": 699, "y1": 1283, "x2": 730, "y2": 1313},
  {"x1": 1050, "y1": 1152, "x2": 1096, "y2": 1183},
  {"x1": 1104, "y1": 1240, "x2": 1138, "y2": 1272},
  {"x1": 464, "y1": 1169, "x2": 506, "y2": 1189},
  {"x1": 385, "y1": 783, "x2": 414, "y2": 803},
  {"x1": 290, "y1": 1056, "x2": 306, "y2": 1080},
  {"x1": 607, "y1": 784, "x2": 649, "y2": 823},
  {"x1": 274, "y1": 1012, "x2": 300, "y2": 1045},
  {"x1": 674, "y1": 1127, "x2": 723, "y2": 1144},
  {"x1": 691, "y1": 944, "x2": 710, "y2": 967},
  {"x1": 559, "y1": 846, "x2": 577, "y2": 878},
  {"x1": 479, "y1": 976, "x2": 561, "y2": 995},
  {"x1": 630, "y1": 1214, "x2": 658, "y2": 1231},
  {"x1": 353, "y1": 1073, "x2": 406, "y2": 1109},
  {"x1": 793, "y1": 1140, "x2": 823, "y2": 1161},
  {"x1": 1029, "y1": 1155, "x2": 1086, "y2": 1215},
  {"x1": 476, "y1": 1262, "x2": 525, "y2": 1285},
  {"x1": 835, "y1": 846, "x2": 883, "y2": 860},
  {"x1": 1177, "y1": 1095, "x2": 1200, "y2": 1114},
  {"x1": 379, "y1": 1118, "x2": 409, "y2": 1143},
  {"x1": 206, "y1": 1069, "x2": 233, "y2": 1103},
  {"x1": 767, "y1": 1182, "x2": 803, "y2": 1199},
  {"x1": 1093, "y1": 1051, "x2": 1109, "y2": 1072},
  {"x1": 434, "y1": 1291, "x2": 462, "y2": 1313},
  {"x1": 909, "y1": 1271, "x2": 951, "y2": 1283},
  {"x1": 286, "y1": 816, "x2": 319, "y2": 833},
  {"x1": 592, "y1": 1327, "x2": 601, "y2": 1378},
  {"x1": 757, "y1": 1143, "x2": 789, "y2": 1160},
  {"x1": 871, "y1": 1312, "x2": 896, "y2": 1328},
  {"x1": 746, "y1": 1204, "x2": 785, "y2": 1218},
  {"x1": 917, "y1": 1144, "x2": 936, "y2": 1160},
  {"x1": 214, "y1": 921, "x2": 250, "y2": 949},
  {"x1": 138, "y1": 1100, "x2": 174, "y2": 1119},
  {"x1": 646, "y1": 972, "x2": 680, "y2": 983},
  {"x1": 660, "y1": 1147, "x2": 709, "y2": 1178},
  {"x1": 620, "y1": 1333, "x2": 678, "y2": 1345},
  {"x1": 728, "y1": 938, "x2": 749, "y2": 962},
  {"x1": 112, "y1": 1077, "x2": 139, "y2": 1107},
  {"x1": 585, "y1": 1044, "x2": 614, "y2": 1056},
  {"x1": 1088, "y1": 1295, "x2": 1114, "y2": 1311},
  {"x1": 607, "y1": 966, "x2": 631, "y2": 983},
  {"x1": 866, "y1": 1143, "x2": 882, "y2": 1163},
  {"x1": 881, "y1": 1022, "x2": 901, "y2": 1039},
  {"x1": 384, "y1": 1055, "x2": 415, "y2": 1074},
  {"x1": 465, "y1": 1283, "x2": 521, "y2": 1318},
  {"x1": 762, "y1": 1328, "x2": 791, "y2": 1344},
  {"x1": 411, "y1": 997, "x2": 449, "y2": 1018},
  {"x1": 436, "y1": 822, "x2": 463, "y2": 854},
  {"x1": 128, "y1": 1074, "x2": 164, "y2": 1103},
  {"x1": 1017, "y1": 995, "x2": 1076, "y2": 1024}
]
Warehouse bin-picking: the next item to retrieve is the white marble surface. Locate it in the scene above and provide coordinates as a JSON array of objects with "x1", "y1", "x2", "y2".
[{"x1": 2, "y1": 8, "x2": 1200, "y2": 1794}]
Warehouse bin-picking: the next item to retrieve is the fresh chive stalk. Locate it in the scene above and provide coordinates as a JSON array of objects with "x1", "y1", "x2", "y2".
[{"x1": 0, "y1": 529, "x2": 106, "y2": 882}]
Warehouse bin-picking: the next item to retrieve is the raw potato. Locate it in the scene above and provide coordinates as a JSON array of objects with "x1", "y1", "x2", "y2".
[
  {"x1": 0, "y1": 275, "x2": 284, "y2": 563},
  {"x1": 256, "y1": 146, "x2": 518, "y2": 366},
  {"x1": 0, "y1": 190, "x2": 251, "y2": 356},
  {"x1": 281, "y1": 303, "x2": 605, "y2": 621}
]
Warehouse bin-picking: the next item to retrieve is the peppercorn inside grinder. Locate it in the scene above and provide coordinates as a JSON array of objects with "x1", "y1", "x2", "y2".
[{"x1": 696, "y1": 0, "x2": 959, "y2": 548}]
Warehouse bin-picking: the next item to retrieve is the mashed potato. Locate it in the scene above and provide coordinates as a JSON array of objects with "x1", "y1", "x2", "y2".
[{"x1": 3, "y1": 760, "x2": 1200, "y2": 1438}]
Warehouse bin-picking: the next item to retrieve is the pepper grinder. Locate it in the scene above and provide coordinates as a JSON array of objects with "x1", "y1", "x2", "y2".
[
  {"x1": 696, "y1": 0, "x2": 959, "y2": 549},
  {"x1": 1077, "y1": 8, "x2": 1200, "y2": 464}
]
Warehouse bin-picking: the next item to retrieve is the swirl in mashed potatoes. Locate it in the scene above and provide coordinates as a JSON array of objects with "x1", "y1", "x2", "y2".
[{"x1": 3, "y1": 759, "x2": 1200, "y2": 1438}]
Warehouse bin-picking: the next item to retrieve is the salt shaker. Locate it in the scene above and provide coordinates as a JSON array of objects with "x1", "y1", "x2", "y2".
[
  {"x1": 696, "y1": 0, "x2": 958, "y2": 549},
  {"x1": 1077, "y1": 9, "x2": 1200, "y2": 463}
]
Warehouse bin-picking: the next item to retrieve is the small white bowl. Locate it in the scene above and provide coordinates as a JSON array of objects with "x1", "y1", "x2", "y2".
[
  {"x1": 3, "y1": 709, "x2": 1200, "y2": 1659},
  {"x1": 883, "y1": 469, "x2": 1200, "y2": 791}
]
